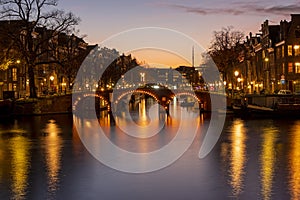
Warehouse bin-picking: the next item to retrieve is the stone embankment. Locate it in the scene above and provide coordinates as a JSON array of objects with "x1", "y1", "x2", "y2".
[{"x1": 13, "y1": 94, "x2": 72, "y2": 116}]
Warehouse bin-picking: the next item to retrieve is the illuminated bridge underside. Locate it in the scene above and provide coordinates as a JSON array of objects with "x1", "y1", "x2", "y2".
[{"x1": 72, "y1": 89, "x2": 225, "y2": 112}]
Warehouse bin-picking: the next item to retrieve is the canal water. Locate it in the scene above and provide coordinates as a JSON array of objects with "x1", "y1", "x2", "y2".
[{"x1": 0, "y1": 100, "x2": 300, "y2": 199}]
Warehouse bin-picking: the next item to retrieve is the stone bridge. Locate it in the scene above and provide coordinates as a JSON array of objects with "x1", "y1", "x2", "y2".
[{"x1": 72, "y1": 85, "x2": 226, "y2": 114}]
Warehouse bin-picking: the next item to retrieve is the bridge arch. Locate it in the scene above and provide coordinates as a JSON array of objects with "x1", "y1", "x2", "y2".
[
  {"x1": 113, "y1": 89, "x2": 160, "y2": 104},
  {"x1": 173, "y1": 92, "x2": 202, "y2": 103},
  {"x1": 72, "y1": 93, "x2": 110, "y2": 112}
]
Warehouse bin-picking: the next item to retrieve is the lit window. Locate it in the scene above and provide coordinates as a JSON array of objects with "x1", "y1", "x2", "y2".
[
  {"x1": 288, "y1": 45, "x2": 293, "y2": 56},
  {"x1": 296, "y1": 63, "x2": 300, "y2": 73},
  {"x1": 282, "y1": 63, "x2": 285, "y2": 74},
  {"x1": 282, "y1": 46, "x2": 285, "y2": 57},
  {"x1": 12, "y1": 68, "x2": 17, "y2": 81},
  {"x1": 288, "y1": 62, "x2": 293, "y2": 73},
  {"x1": 294, "y1": 45, "x2": 300, "y2": 56},
  {"x1": 13, "y1": 83, "x2": 17, "y2": 91}
]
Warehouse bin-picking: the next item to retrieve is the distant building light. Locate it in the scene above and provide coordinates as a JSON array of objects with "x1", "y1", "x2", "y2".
[
  {"x1": 153, "y1": 85, "x2": 160, "y2": 89},
  {"x1": 294, "y1": 45, "x2": 300, "y2": 50}
]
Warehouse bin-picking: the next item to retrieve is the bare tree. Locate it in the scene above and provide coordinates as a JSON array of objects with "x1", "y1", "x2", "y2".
[
  {"x1": 208, "y1": 26, "x2": 244, "y2": 82},
  {"x1": 0, "y1": 0, "x2": 80, "y2": 98},
  {"x1": 54, "y1": 33, "x2": 95, "y2": 91}
]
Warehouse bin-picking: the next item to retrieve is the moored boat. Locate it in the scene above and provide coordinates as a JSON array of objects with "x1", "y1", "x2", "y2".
[{"x1": 233, "y1": 94, "x2": 300, "y2": 117}]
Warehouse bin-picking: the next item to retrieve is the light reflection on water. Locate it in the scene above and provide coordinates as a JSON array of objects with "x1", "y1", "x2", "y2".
[
  {"x1": 289, "y1": 121, "x2": 300, "y2": 200},
  {"x1": 43, "y1": 119, "x2": 62, "y2": 198},
  {"x1": 2, "y1": 102, "x2": 300, "y2": 198},
  {"x1": 221, "y1": 119, "x2": 247, "y2": 198},
  {"x1": 9, "y1": 136, "x2": 30, "y2": 200},
  {"x1": 260, "y1": 125, "x2": 278, "y2": 200}
]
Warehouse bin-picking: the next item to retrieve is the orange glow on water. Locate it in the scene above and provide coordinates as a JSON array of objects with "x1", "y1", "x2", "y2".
[
  {"x1": 229, "y1": 119, "x2": 247, "y2": 197},
  {"x1": 9, "y1": 136, "x2": 30, "y2": 200},
  {"x1": 289, "y1": 122, "x2": 300, "y2": 200},
  {"x1": 43, "y1": 120, "x2": 62, "y2": 195},
  {"x1": 260, "y1": 127, "x2": 277, "y2": 200}
]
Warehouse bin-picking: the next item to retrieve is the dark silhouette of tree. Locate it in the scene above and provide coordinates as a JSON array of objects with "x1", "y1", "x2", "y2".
[
  {"x1": 76, "y1": 46, "x2": 140, "y2": 91},
  {"x1": 208, "y1": 26, "x2": 244, "y2": 82},
  {"x1": 101, "y1": 53, "x2": 138, "y2": 88},
  {"x1": 54, "y1": 33, "x2": 95, "y2": 90},
  {"x1": 0, "y1": 0, "x2": 79, "y2": 98}
]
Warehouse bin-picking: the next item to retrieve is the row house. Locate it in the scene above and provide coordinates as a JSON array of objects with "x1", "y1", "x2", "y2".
[
  {"x1": 240, "y1": 14, "x2": 300, "y2": 94},
  {"x1": 0, "y1": 20, "x2": 27, "y2": 99},
  {"x1": 275, "y1": 15, "x2": 300, "y2": 92},
  {"x1": 0, "y1": 20, "x2": 92, "y2": 99}
]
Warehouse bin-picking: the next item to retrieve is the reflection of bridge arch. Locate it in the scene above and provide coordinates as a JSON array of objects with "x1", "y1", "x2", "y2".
[{"x1": 72, "y1": 93, "x2": 110, "y2": 112}]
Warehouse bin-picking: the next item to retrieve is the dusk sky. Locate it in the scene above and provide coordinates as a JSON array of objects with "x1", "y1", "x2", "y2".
[{"x1": 59, "y1": 0, "x2": 300, "y2": 67}]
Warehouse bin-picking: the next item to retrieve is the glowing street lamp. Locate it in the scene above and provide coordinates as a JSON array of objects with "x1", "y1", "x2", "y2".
[
  {"x1": 234, "y1": 71, "x2": 239, "y2": 77},
  {"x1": 264, "y1": 57, "x2": 269, "y2": 62},
  {"x1": 234, "y1": 71, "x2": 239, "y2": 90},
  {"x1": 50, "y1": 76, "x2": 54, "y2": 81}
]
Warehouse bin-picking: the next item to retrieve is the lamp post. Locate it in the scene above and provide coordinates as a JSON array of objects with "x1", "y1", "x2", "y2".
[
  {"x1": 264, "y1": 57, "x2": 270, "y2": 93},
  {"x1": 231, "y1": 70, "x2": 239, "y2": 97},
  {"x1": 50, "y1": 75, "x2": 55, "y2": 94},
  {"x1": 234, "y1": 70, "x2": 239, "y2": 90},
  {"x1": 237, "y1": 77, "x2": 242, "y2": 90}
]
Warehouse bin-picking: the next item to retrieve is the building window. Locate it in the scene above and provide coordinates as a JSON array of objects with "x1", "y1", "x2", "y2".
[
  {"x1": 4, "y1": 71, "x2": 7, "y2": 81},
  {"x1": 296, "y1": 63, "x2": 300, "y2": 73},
  {"x1": 282, "y1": 46, "x2": 285, "y2": 58},
  {"x1": 276, "y1": 47, "x2": 281, "y2": 58},
  {"x1": 8, "y1": 69, "x2": 11, "y2": 79},
  {"x1": 13, "y1": 83, "x2": 17, "y2": 91},
  {"x1": 288, "y1": 45, "x2": 293, "y2": 56},
  {"x1": 295, "y1": 45, "x2": 300, "y2": 56},
  {"x1": 12, "y1": 68, "x2": 17, "y2": 81},
  {"x1": 296, "y1": 30, "x2": 300, "y2": 38},
  {"x1": 288, "y1": 62, "x2": 293, "y2": 73},
  {"x1": 282, "y1": 63, "x2": 285, "y2": 74}
]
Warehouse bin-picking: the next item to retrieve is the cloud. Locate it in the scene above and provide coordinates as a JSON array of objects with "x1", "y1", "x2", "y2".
[{"x1": 162, "y1": 1, "x2": 300, "y2": 17}]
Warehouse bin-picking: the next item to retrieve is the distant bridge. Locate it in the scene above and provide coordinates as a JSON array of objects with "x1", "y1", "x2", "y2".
[{"x1": 72, "y1": 84, "x2": 226, "y2": 114}]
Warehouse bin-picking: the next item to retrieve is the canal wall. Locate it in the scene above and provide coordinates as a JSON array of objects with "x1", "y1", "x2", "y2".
[
  {"x1": 13, "y1": 94, "x2": 72, "y2": 116},
  {"x1": 246, "y1": 94, "x2": 296, "y2": 108}
]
